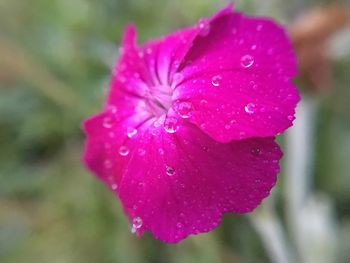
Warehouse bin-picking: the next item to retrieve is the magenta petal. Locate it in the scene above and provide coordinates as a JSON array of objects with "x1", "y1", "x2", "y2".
[
  {"x1": 175, "y1": 11, "x2": 299, "y2": 141},
  {"x1": 107, "y1": 25, "x2": 154, "y2": 105},
  {"x1": 84, "y1": 116, "x2": 282, "y2": 243},
  {"x1": 174, "y1": 71, "x2": 299, "y2": 142}
]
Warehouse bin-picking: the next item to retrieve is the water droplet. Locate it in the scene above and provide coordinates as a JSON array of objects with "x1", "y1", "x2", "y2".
[
  {"x1": 104, "y1": 160, "x2": 112, "y2": 168},
  {"x1": 251, "y1": 148, "x2": 261, "y2": 156},
  {"x1": 165, "y1": 165, "x2": 175, "y2": 176},
  {"x1": 133, "y1": 217, "x2": 142, "y2": 228},
  {"x1": 164, "y1": 117, "x2": 179, "y2": 133},
  {"x1": 200, "y1": 99, "x2": 208, "y2": 105},
  {"x1": 111, "y1": 183, "x2": 118, "y2": 190},
  {"x1": 103, "y1": 117, "x2": 113, "y2": 128},
  {"x1": 244, "y1": 103, "x2": 256, "y2": 114},
  {"x1": 211, "y1": 75, "x2": 222, "y2": 87},
  {"x1": 256, "y1": 24, "x2": 263, "y2": 31},
  {"x1": 174, "y1": 101, "x2": 193, "y2": 119},
  {"x1": 240, "y1": 54, "x2": 254, "y2": 68},
  {"x1": 176, "y1": 222, "x2": 183, "y2": 228},
  {"x1": 108, "y1": 131, "x2": 115, "y2": 138},
  {"x1": 287, "y1": 115, "x2": 294, "y2": 121},
  {"x1": 118, "y1": 145, "x2": 129, "y2": 156},
  {"x1": 138, "y1": 148, "x2": 146, "y2": 156},
  {"x1": 251, "y1": 45, "x2": 257, "y2": 50},
  {"x1": 225, "y1": 124, "x2": 231, "y2": 130},
  {"x1": 172, "y1": 73, "x2": 184, "y2": 85},
  {"x1": 153, "y1": 117, "x2": 163, "y2": 128},
  {"x1": 158, "y1": 148, "x2": 165, "y2": 155},
  {"x1": 131, "y1": 216, "x2": 143, "y2": 233},
  {"x1": 127, "y1": 127, "x2": 138, "y2": 138},
  {"x1": 198, "y1": 18, "x2": 210, "y2": 36},
  {"x1": 108, "y1": 106, "x2": 117, "y2": 114}
]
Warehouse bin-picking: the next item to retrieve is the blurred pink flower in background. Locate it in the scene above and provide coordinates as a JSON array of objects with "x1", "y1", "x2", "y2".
[{"x1": 83, "y1": 4, "x2": 299, "y2": 243}]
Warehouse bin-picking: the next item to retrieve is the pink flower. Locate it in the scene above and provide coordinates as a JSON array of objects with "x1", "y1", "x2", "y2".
[{"x1": 83, "y1": 4, "x2": 299, "y2": 243}]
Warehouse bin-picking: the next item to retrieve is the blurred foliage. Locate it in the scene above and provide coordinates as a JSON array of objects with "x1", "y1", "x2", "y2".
[{"x1": 0, "y1": 0, "x2": 350, "y2": 262}]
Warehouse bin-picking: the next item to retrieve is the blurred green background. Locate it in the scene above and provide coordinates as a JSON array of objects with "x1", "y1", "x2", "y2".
[{"x1": 1, "y1": 0, "x2": 350, "y2": 262}]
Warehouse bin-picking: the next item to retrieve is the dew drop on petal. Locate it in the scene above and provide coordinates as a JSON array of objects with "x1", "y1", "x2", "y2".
[
  {"x1": 153, "y1": 117, "x2": 164, "y2": 128},
  {"x1": 104, "y1": 160, "x2": 112, "y2": 168},
  {"x1": 198, "y1": 18, "x2": 210, "y2": 36},
  {"x1": 132, "y1": 216, "x2": 143, "y2": 229},
  {"x1": 131, "y1": 216, "x2": 143, "y2": 234},
  {"x1": 240, "y1": 54, "x2": 254, "y2": 68},
  {"x1": 108, "y1": 105, "x2": 117, "y2": 114},
  {"x1": 108, "y1": 131, "x2": 115, "y2": 138},
  {"x1": 111, "y1": 183, "x2": 118, "y2": 190},
  {"x1": 164, "y1": 117, "x2": 179, "y2": 133},
  {"x1": 200, "y1": 99, "x2": 208, "y2": 105},
  {"x1": 287, "y1": 115, "x2": 294, "y2": 121},
  {"x1": 174, "y1": 101, "x2": 193, "y2": 119},
  {"x1": 165, "y1": 165, "x2": 175, "y2": 176},
  {"x1": 127, "y1": 127, "x2": 138, "y2": 138},
  {"x1": 118, "y1": 145, "x2": 130, "y2": 156},
  {"x1": 103, "y1": 117, "x2": 113, "y2": 128},
  {"x1": 244, "y1": 103, "x2": 256, "y2": 114},
  {"x1": 172, "y1": 73, "x2": 184, "y2": 85},
  {"x1": 211, "y1": 75, "x2": 222, "y2": 87},
  {"x1": 138, "y1": 148, "x2": 146, "y2": 156},
  {"x1": 251, "y1": 147, "x2": 262, "y2": 156}
]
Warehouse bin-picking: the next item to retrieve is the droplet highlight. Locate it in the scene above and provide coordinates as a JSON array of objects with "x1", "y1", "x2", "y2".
[
  {"x1": 131, "y1": 216, "x2": 143, "y2": 233},
  {"x1": 104, "y1": 160, "x2": 112, "y2": 168},
  {"x1": 127, "y1": 127, "x2": 138, "y2": 138},
  {"x1": 251, "y1": 147, "x2": 262, "y2": 156},
  {"x1": 164, "y1": 117, "x2": 179, "y2": 134},
  {"x1": 244, "y1": 103, "x2": 256, "y2": 114},
  {"x1": 172, "y1": 73, "x2": 184, "y2": 85},
  {"x1": 138, "y1": 148, "x2": 146, "y2": 156},
  {"x1": 118, "y1": 145, "x2": 130, "y2": 156},
  {"x1": 211, "y1": 75, "x2": 222, "y2": 87},
  {"x1": 174, "y1": 101, "x2": 193, "y2": 119},
  {"x1": 198, "y1": 18, "x2": 210, "y2": 36},
  {"x1": 165, "y1": 165, "x2": 175, "y2": 176},
  {"x1": 103, "y1": 117, "x2": 113, "y2": 128},
  {"x1": 240, "y1": 54, "x2": 254, "y2": 68}
]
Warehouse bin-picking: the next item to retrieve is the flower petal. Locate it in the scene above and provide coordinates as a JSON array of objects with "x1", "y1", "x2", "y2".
[
  {"x1": 174, "y1": 11, "x2": 299, "y2": 142},
  {"x1": 107, "y1": 25, "x2": 153, "y2": 106},
  {"x1": 83, "y1": 116, "x2": 281, "y2": 243},
  {"x1": 138, "y1": 4, "x2": 233, "y2": 86}
]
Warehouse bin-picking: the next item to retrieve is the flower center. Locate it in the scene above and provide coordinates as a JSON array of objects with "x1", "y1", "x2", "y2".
[{"x1": 144, "y1": 83, "x2": 174, "y2": 117}]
